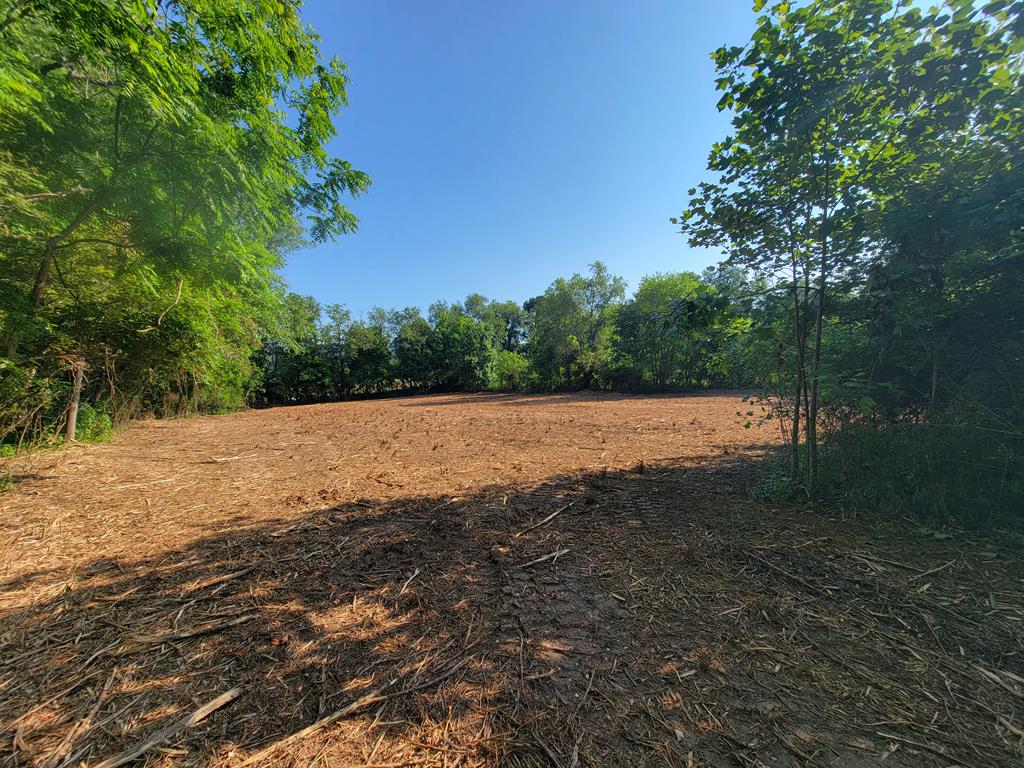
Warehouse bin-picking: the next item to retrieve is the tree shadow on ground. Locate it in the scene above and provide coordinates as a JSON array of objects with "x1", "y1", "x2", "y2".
[{"x1": 1, "y1": 455, "x2": 1022, "y2": 767}]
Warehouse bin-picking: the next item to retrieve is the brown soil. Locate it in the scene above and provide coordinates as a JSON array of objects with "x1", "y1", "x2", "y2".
[{"x1": 0, "y1": 392, "x2": 1021, "y2": 768}]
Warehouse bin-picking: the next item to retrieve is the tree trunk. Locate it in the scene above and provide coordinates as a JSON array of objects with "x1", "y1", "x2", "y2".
[
  {"x1": 802, "y1": 375, "x2": 810, "y2": 434},
  {"x1": 791, "y1": 369, "x2": 802, "y2": 476},
  {"x1": 807, "y1": 255, "x2": 827, "y2": 494},
  {"x1": 3, "y1": 237, "x2": 56, "y2": 358},
  {"x1": 929, "y1": 300, "x2": 941, "y2": 408},
  {"x1": 66, "y1": 360, "x2": 86, "y2": 442},
  {"x1": 789, "y1": 270, "x2": 805, "y2": 479},
  {"x1": 807, "y1": 143, "x2": 834, "y2": 494}
]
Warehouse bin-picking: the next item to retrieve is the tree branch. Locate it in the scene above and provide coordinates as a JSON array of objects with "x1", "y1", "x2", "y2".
[
  {"x1": 23, "y1": 185, "x2": 93, "y2": 202},
  {"x1": 57, "y1": 237, "x2": 132, "y2": 250},
  {"x1": 157, "y1": 277, "x2": 184, "y2": 326}
]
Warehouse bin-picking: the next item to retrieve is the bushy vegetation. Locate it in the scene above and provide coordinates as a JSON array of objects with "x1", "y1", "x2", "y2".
[
  {"x1": 0, "y1": 0, "x2": 369, "y2": 444},
  {"x1": 676, "y1": 0, "x2": 1024, "y2": 525},
  {"x1": 251, "y1": 261, "x2": 753, "y2": 404}
]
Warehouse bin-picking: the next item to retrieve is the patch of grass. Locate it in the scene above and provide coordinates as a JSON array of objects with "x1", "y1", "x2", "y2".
[
  {"x1": 74, "y1": 403, "x2": 113, "y2": 443},
  {"x1": 0, "y1": 403, "x2": 115, "y2": 460},
  {"x1": 819, "y1": 421, "x2": 1024, "y2": 530},
  {"x1": 749, "y1": 451, "x2": 798, "y2": 503}
]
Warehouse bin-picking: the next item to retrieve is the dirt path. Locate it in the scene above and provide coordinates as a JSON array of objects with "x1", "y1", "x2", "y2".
[{"x1": 1, "y1": 393, "x2": 1021, "y2": 767}]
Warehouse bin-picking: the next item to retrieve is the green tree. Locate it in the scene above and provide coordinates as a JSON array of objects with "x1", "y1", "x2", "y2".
[
  {"x1": 526, "y1": 261, "x2": 625, "y2": 389},
  {"x1": 320, "y1": 304, "x2": 353, "y2": 345},
  {"x1": 492, "y1": 350, "x2": 531, "y2": 391},
  {"x1": 676, "y1": 0, "x2": 1017, "y2": 489},
  {"x1": 678, "y1": 0, "x2": 1023, "y2": 520},
  {"x1": 343, "y1": 323, "x2": 392, "y2": 393},
  {"x1": 614, "y1": 272, "x2": 716, "y2": 388},
  {"x1": 463, "y1": 294, "x2": 527, "y2": 351},
  {"x1": 0, "y1": 0, "x2": 369, "y2": 438},
  {"x1": 429, "y1": 309, "x2": 493, "y2": 391},
  {"x1": 394, "y1": 315, "x2": 433, "y2": 389}
]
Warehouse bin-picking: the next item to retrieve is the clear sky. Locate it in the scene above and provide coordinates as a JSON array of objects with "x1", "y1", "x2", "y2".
[{"x1": 283, "y1": 0, "x2": 757, "y2": 317}]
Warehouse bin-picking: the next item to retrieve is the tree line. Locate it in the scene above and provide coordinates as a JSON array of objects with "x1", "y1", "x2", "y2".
[
  {"x1": 251, "y1": 261, "x2": 757, "y2": 405},
  {"x1": 1, "y1": 0, "x2": 369, "y2": 443}
]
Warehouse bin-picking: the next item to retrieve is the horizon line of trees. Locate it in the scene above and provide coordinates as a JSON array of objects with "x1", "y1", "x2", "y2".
[{"x1": 251, "y1": 261, "x2": 759, "y2": 405}]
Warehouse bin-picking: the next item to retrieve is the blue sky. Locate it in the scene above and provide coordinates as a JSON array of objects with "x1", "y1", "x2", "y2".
[{"x1": 284, "y1": 0, "x2": 757, "y2": 317}]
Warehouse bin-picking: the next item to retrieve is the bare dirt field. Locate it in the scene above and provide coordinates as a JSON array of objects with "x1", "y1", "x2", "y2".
[{"x1": 1, "y1": 392, "x2": 1021, "y2": 768}]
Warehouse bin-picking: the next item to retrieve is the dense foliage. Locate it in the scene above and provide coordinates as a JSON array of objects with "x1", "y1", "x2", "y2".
[
  {"x1": 0, "y1": 0, "x2": 368, "y2": 443},
  {"x1": 676, "y1": 0, "x2": 1024, "y2": 524},
  {"x1": 251, "y1": 261, "x2": 750, "y2": 405}
]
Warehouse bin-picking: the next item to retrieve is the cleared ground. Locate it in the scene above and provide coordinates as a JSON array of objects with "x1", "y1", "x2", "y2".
[{"x1": 0, "y1": 392, "x2": 1021, "y2": 767}]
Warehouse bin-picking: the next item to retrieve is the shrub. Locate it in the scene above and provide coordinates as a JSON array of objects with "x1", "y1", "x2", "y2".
[
  {"x1": 74, "y1": 403, "x2": 113, "y2": 443},
  {"x1": 491, "y1": 350, "x2": 530, "y2": 392},
  {"x1": 818, "y1": 420, "x2": 1023, "y2": 529}
]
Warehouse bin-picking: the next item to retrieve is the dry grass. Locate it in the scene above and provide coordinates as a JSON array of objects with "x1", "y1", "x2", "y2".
[{"x1": 0, "y1": 392, "x2": 1021, "y2": 767}]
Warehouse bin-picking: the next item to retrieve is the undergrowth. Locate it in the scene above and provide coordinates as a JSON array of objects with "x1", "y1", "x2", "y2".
[
  {"x1": 73, "y1": 403, "x2": 113, "y2": 443},
  {"x1": 748, "y1": 455, "x2": 796, "y2": 503},
  {"x1": 0, "y1": 402, "x2": 114, "y2": 462},
  {"x1": 747, "y1": 418, "x2": 1023, "y2": 533},
  {"x1": 817, "y1": 422, "x2": 1023, "y2": 530}
]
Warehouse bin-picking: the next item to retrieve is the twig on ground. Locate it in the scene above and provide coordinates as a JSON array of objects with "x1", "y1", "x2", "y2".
[
  {"x1": 92, "y1": 687, "x2": 241, "y2": 768},
  {"x1": 235, "y1": 654, "x2": 475, "y2": 767},
  {"x1": 39, "y1": 670, "x2": 116, "y2": 768},
  {"x1": 907, "y1": 558, "x2": 957, "y2": 582},
  {"x1": 399, "y1": 567, "x2": 421, "y2": 596},
  {"x1": 520, "y1": 549, "x2": 570, "y2": 568},
  {"x1": 128, "y1": 613, "x2": 258, "y2": 646},
  {"x1": 182, "y1": 567, "x2": 254, "y2": 593},
  {"x1": 517, "y1": 502, "x2": 575, "y2": 536}
]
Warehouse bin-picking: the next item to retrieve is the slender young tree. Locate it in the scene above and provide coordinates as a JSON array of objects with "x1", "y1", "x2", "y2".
[{"x1": 676, "y1": 0, "x2": 1017, "y2": 489}]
